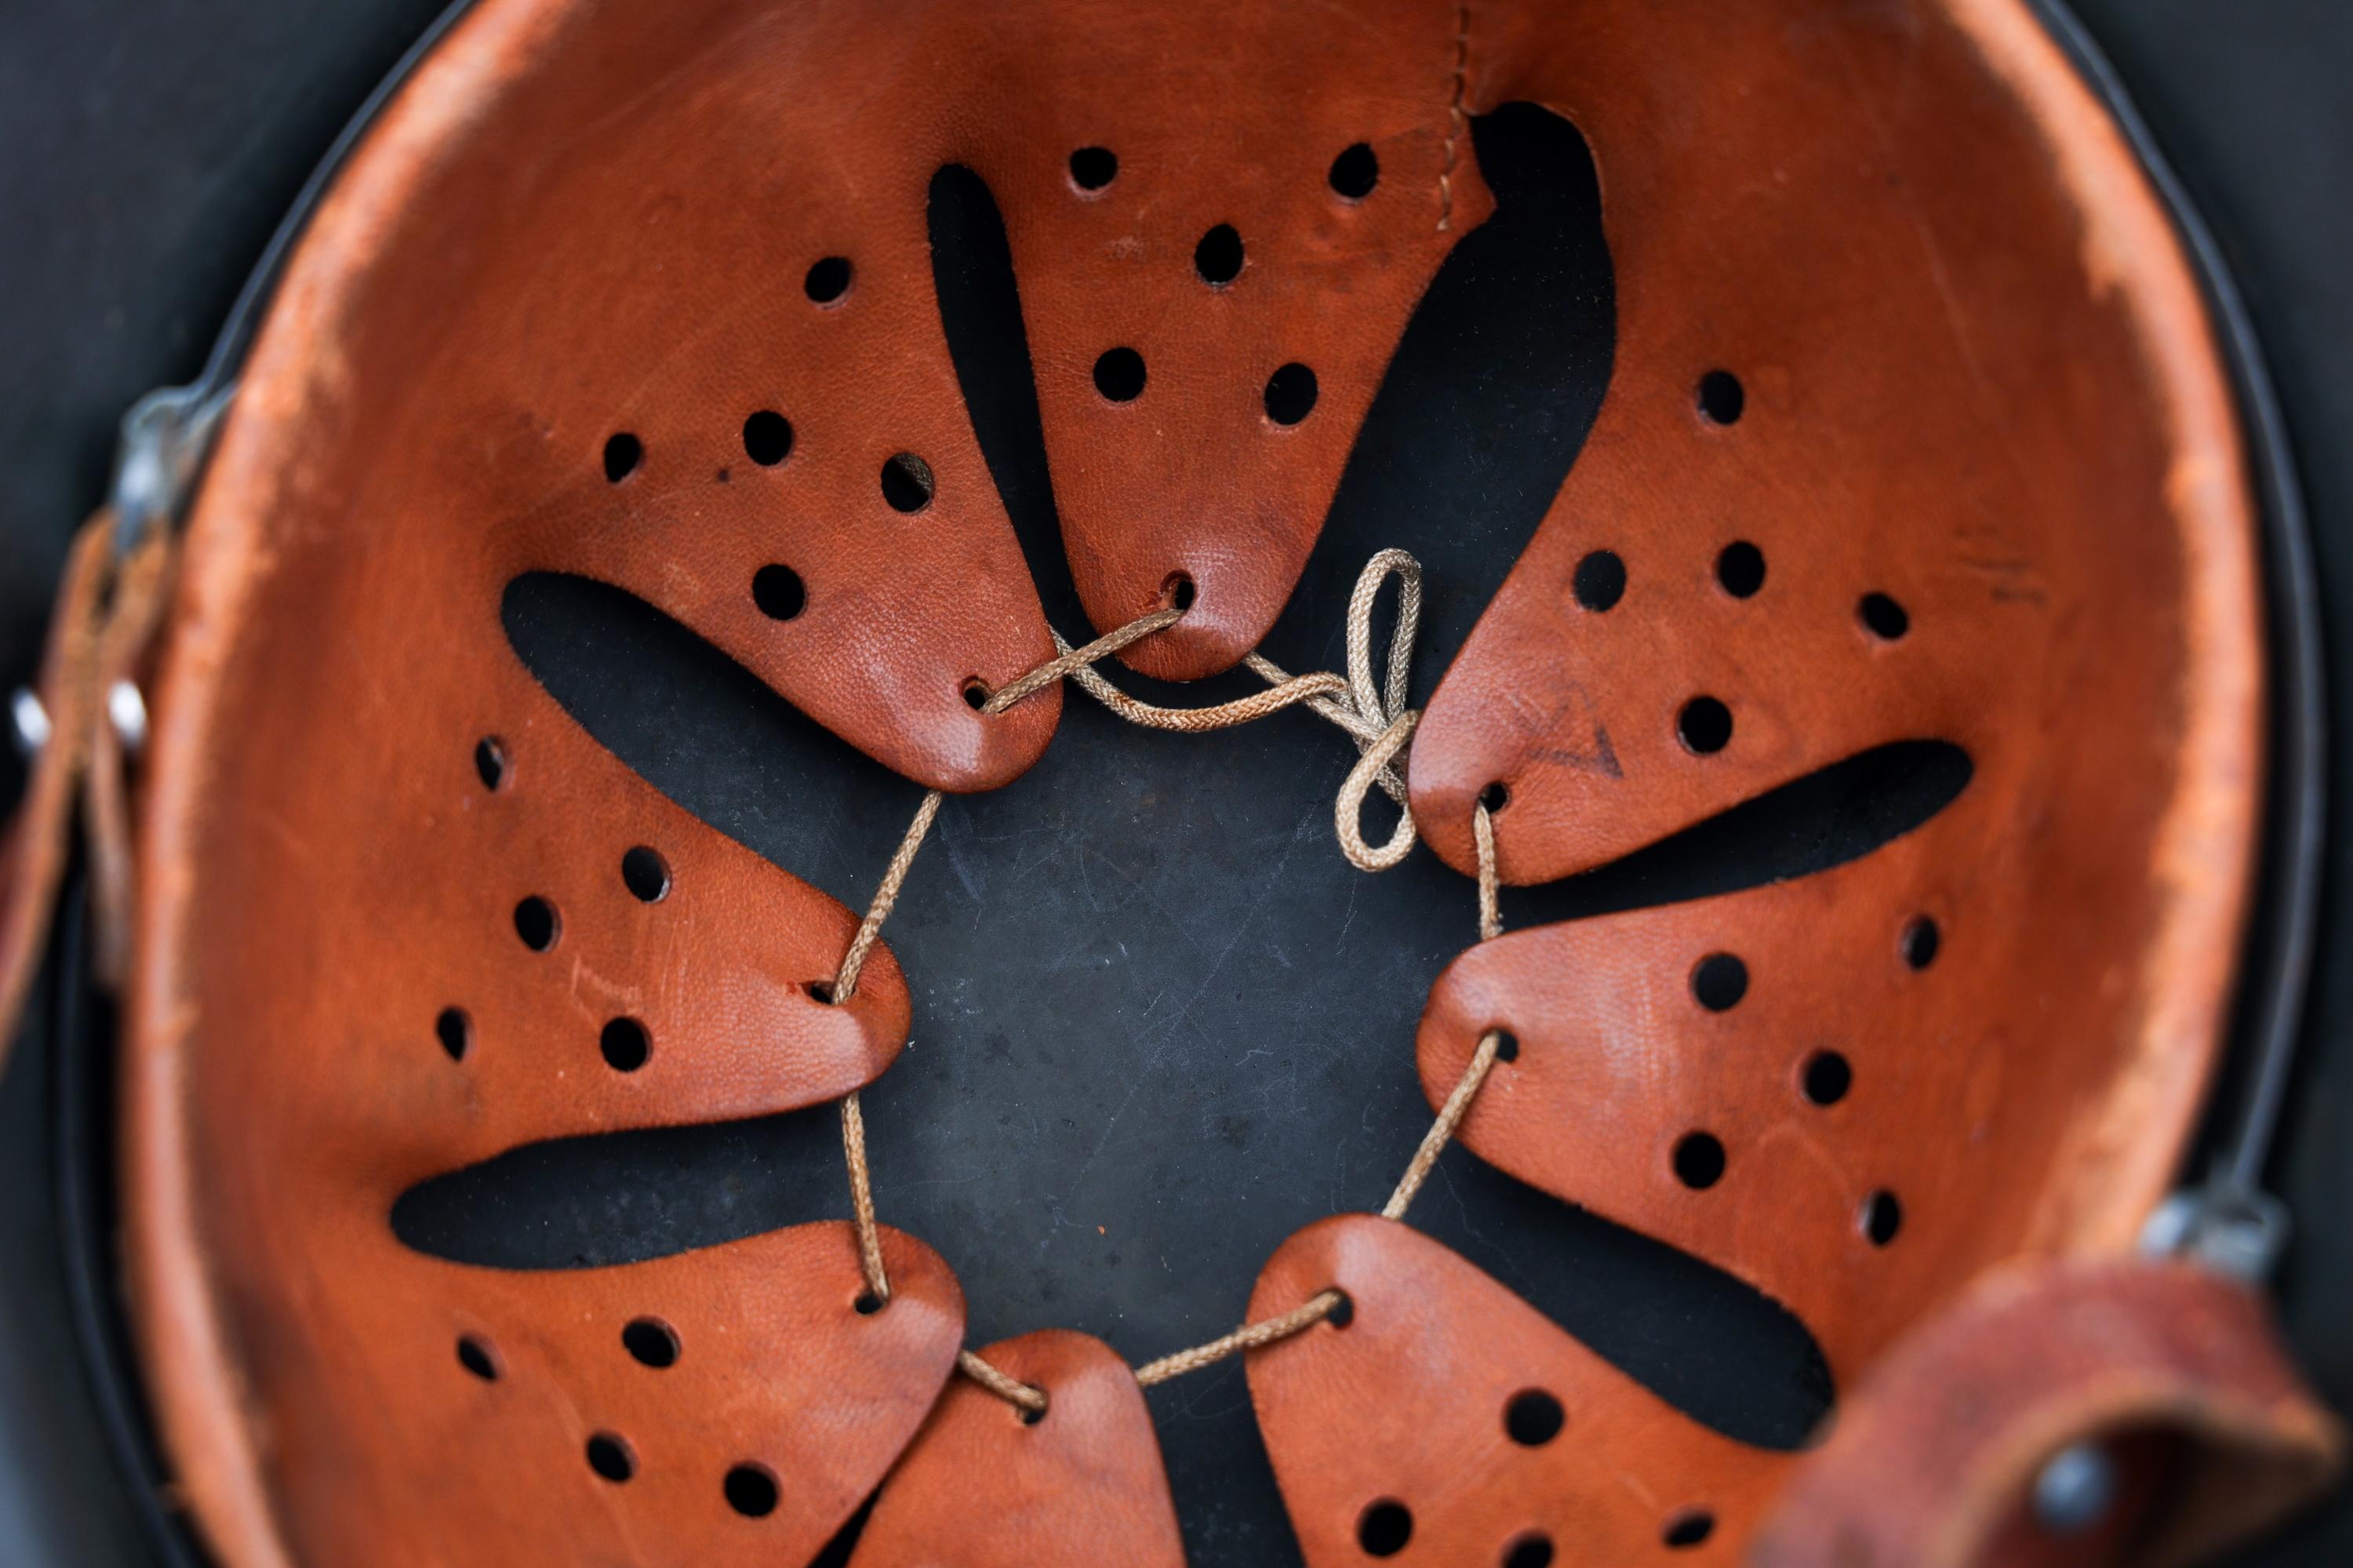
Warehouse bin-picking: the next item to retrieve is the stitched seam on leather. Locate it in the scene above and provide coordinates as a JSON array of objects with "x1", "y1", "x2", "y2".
[{"x1": 1438, "y1": 2, "x2": 1472, "y2": 231}]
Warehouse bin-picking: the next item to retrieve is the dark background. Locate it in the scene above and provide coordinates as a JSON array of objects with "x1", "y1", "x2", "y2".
[{"x1": 2, "y1": 2, "x2": 2348, "y2": 1563}]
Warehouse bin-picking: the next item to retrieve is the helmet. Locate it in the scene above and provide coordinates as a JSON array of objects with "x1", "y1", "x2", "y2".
[{"x1": 3, "y1": 0, "x2": 2342, "y2": 1563}]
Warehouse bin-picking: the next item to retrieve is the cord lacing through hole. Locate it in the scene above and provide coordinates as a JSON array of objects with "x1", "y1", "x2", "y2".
[{"x1": 812, "y1": 550, "x2": 1507, "y2": 1410}]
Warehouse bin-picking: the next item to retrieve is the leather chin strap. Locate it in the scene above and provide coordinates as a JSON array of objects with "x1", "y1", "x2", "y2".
[
  {"x1": 0, "y1": 511, "x2": 173, "y2": 1053},
  {"x1": 1751, "y1": 1257, "x2": 2345, "y2": 1568},
  {"x1": 6, "y1": 0, "x2": 2340, "y2": 1559}
]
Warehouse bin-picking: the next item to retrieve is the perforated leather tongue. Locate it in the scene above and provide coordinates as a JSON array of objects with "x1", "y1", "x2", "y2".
[
  {"x1": 1249, "y1": 1217, "x2": 1787, "y2": 1565},
  {"x1": 964, "y1": 5, "x2": 1484, "y2": 683},
  {"x1": 363, "y1": 1225, "x2": 962, "y2": 1564},
  {"x1": 122, "y1": 0, "x2": 2265, "y2": 1563}
]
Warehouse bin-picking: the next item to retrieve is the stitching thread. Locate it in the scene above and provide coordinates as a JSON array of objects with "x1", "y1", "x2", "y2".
[{"x1": 1438, "y1": 3, "x2": 1472, "y2": 231}]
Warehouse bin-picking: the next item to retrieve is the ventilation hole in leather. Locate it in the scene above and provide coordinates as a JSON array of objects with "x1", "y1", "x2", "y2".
[
  {"x1": 880, "y1": 453, "x2": 935, "y2": 513},
  {"x1": 586, "y1": 1432, "x2": 635, "y2": 1483},
  {"x1": 513, "y1": 897, "x2": 559, "y2": 952},
  {"x1": 1677, "y1": 696, "x2": 1733, "y2": 755},
  {"x1": 1507, "y1": 741, "x2": 1973, "y2": 929},
  {"x1": 1504, "y1": 1534, "x2": 1555, "y2": 1568},
  {"x1": 456, "y1": 1334, "x2": 499, "y2": 1381},
  {"x1": 600, "y1": 1017, "x2": 650, "y2": 1073},
  {"x1": 1478, "y1": 780, "x2": 1510, "y2": 813},
  {"x1": 1697, "y1": 369, "x2": 1744, "y2": 425},
  {"x1": 1329, "y1": 141, "x2": 1380, "y2": 199},
  {"x1": 751, "y1": 565, "x2": 806, "y2": 621},
  {"x1": 741, "y1": 410, "x2": 794, "y2": 466},
  {"x1": 602, "y1": 432, "x2": 642, "y2": 482},
  {"x1": 1715, "y1": 540, "x2": 1766, "y2": 598},
  {"x1": 1493, "y1": 1029, "x2": 1520, "y2": 1064},
  {"x1": 1854, "y1": 588, "x2": 1911, "y2": 640},
  {"x1": 725, "y1": 1463, "x2": 780, "y2": 1517},
  {"x1": 1673, "y1": 1133, "x2": 1727, "y2": 1190},
  {"x1": 1067, "y1": 145, "x2": 1117, "y2": 192},
  {"x1": 804, "y1": 256, "x2": 853, "y2": 304},
  {"x1": 435, "y1": 1007, "x2": 471, "y2": 1063},
  {"x1": 962, "y1": 678, "x2": 990, "y2": 711},
  {"x1": 1195, "y1": 223, "x2": 1245, "y2": 286},
  {"x1": 1357, "y1": 1500, "x2": 1413, "y2": 1557},
  {"x1": 852, "y1": 1290, "x2": 884, "y2": 1315},
  {"x1": 1324, "y1": 1290, "x2": 1355, "y2": 1329},
  {"x1": 1903, "y1": 915, "x2": 1941, "y2": 970},
  {"x1": 1664, "y1": 1509, "x2": 1716, "y2": 1548},
  {"x1": 474, "y1": 736, "x2": 507, "y2": 791},
  {"x1": 1263, "y1": 362, "x2": 1318, "y2": 426},
  {"x1": 620, "y1": 846, "x2": 670, "y2": 902},
  {"x1": 1802, "y1": 1051, "x2": 1851, "y2": 1107},
  {"x1": 1690, "y1": 953, "x2": 1747, "y2": 1012},
  {"x1": 1093, "y1": 347, "x2": 1147, "y2": 402},
  {"x1": 1571, "y1": 549, "x2": 1624, "y2": 612},
  {"x1": 1162, "y1": 572, "x2": 1197, "y2": 612},
  {"x1": 1859, "y1": 591, "x2": 1910, "y2": 641},
  {"x1": 622, "y1": 1317, "x2": 678, "y2": 1368},
  {"x1": 1863, "y1": 1191, "x2": 1903, "y2": 1246},
  {"x1": 1504, "y1": 1389, "x2": 1564, "y2": 1446}
]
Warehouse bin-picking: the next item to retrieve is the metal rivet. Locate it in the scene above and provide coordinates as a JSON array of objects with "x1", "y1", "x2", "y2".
[
  {"x1": 2031, "y1": 1442, "x2": 2117, "y2": 1535},
  {"x1": 107, "y1": 679, "x2": 149, "y2": 756},
  {"x1": 9, "y1": 688, "x2": 49, "y2": 758}
]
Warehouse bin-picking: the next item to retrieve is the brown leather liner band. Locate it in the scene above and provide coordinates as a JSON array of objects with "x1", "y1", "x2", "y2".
[{"x1": 106, "y1": 0, "x2": 2300, "y2": 1560}]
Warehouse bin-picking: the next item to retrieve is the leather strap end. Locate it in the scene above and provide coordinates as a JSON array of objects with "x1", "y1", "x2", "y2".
[
  {"x1": 1748, "y1": 1257, "x2": 2346, "y2": 1568},
  {"x1": 0, "y1": 513, "x2": 118, "y2": 1052}
]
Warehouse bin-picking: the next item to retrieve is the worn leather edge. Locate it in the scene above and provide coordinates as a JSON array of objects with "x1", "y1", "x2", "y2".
[
  {"x1": 118, "y1": 3, "x2": 579, "y2": 1563},
  {"x1": 1944, "y1": 0, "x2": 2267, "y2": 1265}
]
